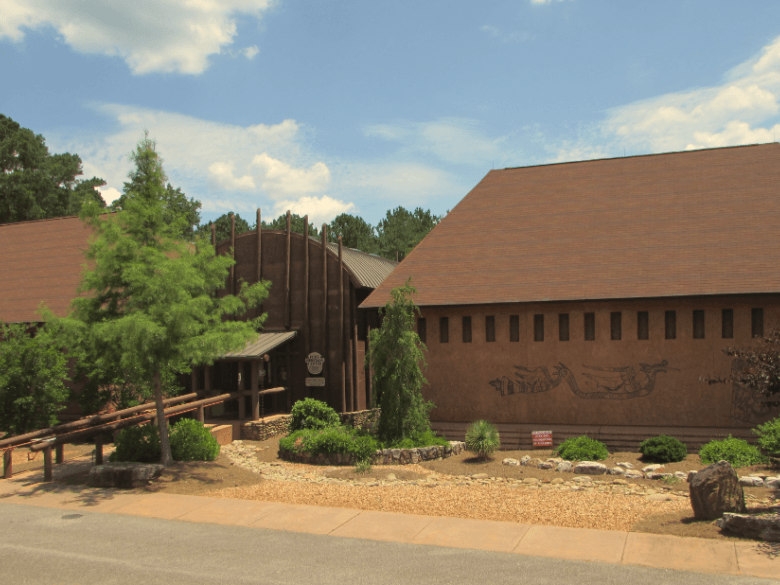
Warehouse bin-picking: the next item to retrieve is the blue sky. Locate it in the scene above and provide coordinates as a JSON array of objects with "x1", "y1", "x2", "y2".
[{"x1": 3, "y1": 1, "x2": 780, "y2": 227}]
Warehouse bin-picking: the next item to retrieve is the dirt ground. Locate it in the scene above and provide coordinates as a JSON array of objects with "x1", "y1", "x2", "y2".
[{"x1": 45, "y1": 436, "x2": 779, "y2": 542}]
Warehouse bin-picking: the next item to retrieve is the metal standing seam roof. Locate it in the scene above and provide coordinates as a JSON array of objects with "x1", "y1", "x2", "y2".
[
  {"x1": 361, "y1": 143, "x2": 780, "y2": 309},
  {"x1": 322, "y1": 241, "x2": 398, "y2": 289},
  {"x1": 220, "y1": 330, "x2": 297, "y2": 359}
]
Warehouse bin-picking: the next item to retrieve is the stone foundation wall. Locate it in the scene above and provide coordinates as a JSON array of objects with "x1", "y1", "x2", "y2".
[
  {"x1": 241, "y1": 409, "x2": 381, "y2": 442},
  {"x1": 280, "y1": 441, "x2": 465, "y2": 466}
]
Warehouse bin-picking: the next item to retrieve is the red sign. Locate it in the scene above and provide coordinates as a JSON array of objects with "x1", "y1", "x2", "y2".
[{"x1": 532, "y1": 430, "x2": 553, "y2": 447}]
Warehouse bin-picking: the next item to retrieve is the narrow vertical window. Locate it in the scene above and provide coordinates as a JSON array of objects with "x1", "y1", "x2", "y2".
[
  {"x1": 665, "y1": 311, "x2": 676, "y2": 340},
  {"x1": 610, "y1": 312, "x2": 622, "y2": 341},
  {"x1": 485, "y1": 316, "x2": 495, "y2": 342},
  {"x1": 509, "y1": 315, "x2": 519, "y2": 342},
  {"x1": 417, "y1": 317, "x2": 427, "y2": 343},
  {"x1": 559, "y1": 313, "x2": 569, "y2": 341},
  {"x1": 693, "y1": 310, "x2": 705, "y2": 339},
  {"x1": 534, "y1": 314, "x2": 544, "y2": 342},
  {"x1": 637, "y1": 311, "x2": 649, "y2": 340},
  {"x1": 584, "y1": 312, "x2": 595, "y2": 341},
  {"x1": 462, "y1": 316, "x2": 472, "y2": 343},
  {"x1": 440, "y1": 317, "x2": 449, "y2": 343},
  {"x1": 752, "y1": 308, "x2": 764, "y2": 338},
  {"x1": 721, "y1": 309, "x2": 733, "y2": 339}
]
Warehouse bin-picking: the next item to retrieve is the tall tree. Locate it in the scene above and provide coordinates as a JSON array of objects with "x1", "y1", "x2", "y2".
[
  {"x1": 262, "y1": 212, "x2": 320, "y2": 237},
  {"x1": 376, "y1": 206, "x2": 441, "y2": 261},
  {"x1": 0, "y1": 114, "x2": 106, "y2": 224},
  {"x1": 195, "y1": 212, "x2": 252, "y2": 243},
  {"x1": 366, "y1": 278, "x2": 434, "y2": 444},
  {"x1": 328, "y1": 213, "x2": 378, "y2": 254},
  {"x1": 0, "y1": 322, "x2": 69, "y2": 436},
  {"x1": 112, "y1": 182, "x2": 201, "y2": 241},
  {"x1": 52, "y1": 134, "x2": 270, "y2": 465}
]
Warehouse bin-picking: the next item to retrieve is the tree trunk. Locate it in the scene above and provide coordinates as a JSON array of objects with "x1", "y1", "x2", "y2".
[{"x1": 154, "y1": 370, "x2": 173, "y2": 466}]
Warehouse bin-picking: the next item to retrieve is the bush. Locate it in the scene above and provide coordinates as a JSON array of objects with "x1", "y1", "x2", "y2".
[
  {"x1": 554, "y1": 435, "x2": 609, "y2": 461},
  {"x1": 281, "y1": 426, "x2": 379, "y2": 461},
  {"x1": 110, "y1": 423, "x2": 161, "y2": 463},
  {"x1": 639, "y1": 435, "x2": 688, "y2": 463},
  {"x1": 380, "y1": 430, "x2": 449, "y2": 450},
  {"x1": 754, "y1": 416, "x2": 780, "y2": 456},
  {"x1": 465, "y1": 420, "x2": 501, "y2": 459},
  {"x1": 289, "y1": 398, "x2": 341, "y2": 432},
  {"x1": 699, "y1": 435, "x2": 767, "y2": 467},
  {"x1": 169, "y1": 418, "x2": 220, "y2": 462}
]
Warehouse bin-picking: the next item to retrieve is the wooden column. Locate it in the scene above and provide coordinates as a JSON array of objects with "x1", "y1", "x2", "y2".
[
  {"x1": 338, "y1": 237, "x2": 346, "y2": 412},
  {"x1": 55, "y1": 443, "x2": 64, "y2": 464},
  {"x1": 285, "y1": 210, "x2": 291, "y2": 330},
  {"x1": 95, "y1": 435, "x2": 103, "y2": 465},
  {"x1": 256, "y1": 209, "x2": 263, "y2": 317},
  {"x1": 230, "y1": 213, "x2": 236, "y2": 294},
  {"x1": 286, "y1": 352, "x2": 292, "y2": 412},
  {"x1": 251, "y1": 360, "x2": 260, "y2": 420},
  {"x1": 351, "y1": 285, "x2": 359, "y2": 411},
  {"x1": 321, "y1": 225, "x2": 329, "y2": 403},
  {"x1": 3, "y1": 448, "x2": 12, "y2": 479},
  {"x1": 238, "y1": 361, "x2": 245, "y2": 421},
  {"x1": 304, "y1": 215, "x2": 310, "y2": 356},
  {"x1": 43, "y1": 446, "x2": 53, "y2": 481},
  {"x1": 365, "y1": 322, "x2": 372, "y2": 408}
]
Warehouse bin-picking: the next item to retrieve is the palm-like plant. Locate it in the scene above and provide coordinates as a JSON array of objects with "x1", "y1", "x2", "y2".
[{"x1": 465, "y1": 420, "x2": 501, "y2": 459}]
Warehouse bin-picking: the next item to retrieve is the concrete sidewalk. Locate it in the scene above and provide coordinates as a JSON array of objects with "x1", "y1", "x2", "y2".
[{"x1": 1, "y1": 463, "x2": 778, "y2": 581}]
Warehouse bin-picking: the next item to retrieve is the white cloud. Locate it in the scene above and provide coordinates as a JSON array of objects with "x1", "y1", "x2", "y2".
[
  {"x1": 271, "y1": 195, "x2": 355, "y2": 227},
  {"x1": 208, "y1": 161, "x2": 256, "y2": 191},
  {"x1": 97, "y1": 186, "x2": 121, "y2": 205},
  {"x1": 0, "y1": 0, "x2": 274, "y2": 74},
  {"x1": 251, "y1": 153, "x2": 331, "y2": 196}
]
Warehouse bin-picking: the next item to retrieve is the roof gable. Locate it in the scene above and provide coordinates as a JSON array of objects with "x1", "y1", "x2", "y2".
[{"x1": 361, "y1": 143, "x2": 780, "y2": 308}]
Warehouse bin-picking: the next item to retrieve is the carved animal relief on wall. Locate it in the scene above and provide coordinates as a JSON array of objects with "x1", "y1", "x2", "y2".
[{"x1": 489, "y1": 361, "x2": 678, "y2": 400}]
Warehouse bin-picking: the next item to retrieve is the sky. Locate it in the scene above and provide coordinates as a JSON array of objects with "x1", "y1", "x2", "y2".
[{"x1": 3, "y1": 1, "x2": 780, "y2": 228}]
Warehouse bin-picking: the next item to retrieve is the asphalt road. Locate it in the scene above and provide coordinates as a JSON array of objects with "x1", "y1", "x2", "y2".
[{"x1": 1, "y1": 502, "x2": 777, "y2": 585}]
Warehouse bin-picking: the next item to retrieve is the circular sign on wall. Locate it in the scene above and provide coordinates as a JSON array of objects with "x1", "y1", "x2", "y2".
[{"x1": 305, "y1": 352, "x2": 324, "y2": 375}]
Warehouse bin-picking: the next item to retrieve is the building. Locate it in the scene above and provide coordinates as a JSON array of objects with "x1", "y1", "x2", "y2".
[
  {"x1": 361, "y1": 143, "x2": 780, "y2": 449},
  {"x1": 0, "y1": 211, "x2": 396, "y2": 424}
]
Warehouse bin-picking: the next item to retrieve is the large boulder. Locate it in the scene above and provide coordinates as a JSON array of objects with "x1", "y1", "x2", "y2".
[
  {"x1": 689, "y1": 460, "x2": 747, "y2": 520},
  {"x1": 716, "y1": 513, "x2": 780, "y2": 542},
  {"x1": 573, "y1": 461, "x2": 607, "y2": 475},
  {"x1": 89, "y1": 463, "x2": 164, "y2": 489}
]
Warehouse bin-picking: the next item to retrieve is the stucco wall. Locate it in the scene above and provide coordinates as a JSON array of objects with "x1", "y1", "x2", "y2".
[{"x1": 418, "y1": 294, "x2": 780, "y2": 430}]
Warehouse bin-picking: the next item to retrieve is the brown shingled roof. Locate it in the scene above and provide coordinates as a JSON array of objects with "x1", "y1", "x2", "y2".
[
  {"x1": 361, "y1": 143, "x2": 780, "y2": 308},
  {"x1": 0, "y1": 216, "x2": 92, "y2": 323}
]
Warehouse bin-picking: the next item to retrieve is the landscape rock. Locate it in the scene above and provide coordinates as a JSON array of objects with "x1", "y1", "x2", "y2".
[
  {"x1": 646, "y1": 472, "x2": 672, "y2": 480},
  {"x1": 674, "y1": 471, "x2": 688, "y2": 480},
  {"x1": 612, "y1": 479, "x2": 628, "y2": 485},
  {"x1": 716, "y1": 513, "x2": 780, "y2": 542},
  {"x1": 607, "y1": 467, "x2": 625, "y2": 476},
  {"x1": 520, "y1": 456, "x2": 532, "y2": 466},
  {"x1": 642, "y1": 464, "x2": 664, "y2": 473},
  {"x1": 617, "y1": 462, "x2": 634, "y2": 469},
  {"x1": 502, "y1": 458, "x2": 520, "y2": 466},
  {"x1": 551, "y1": 477, "x2": 565, "y2": 484},
  {"x1": 689, "y1": 460, "x2": 747, "y2": 520},
  {"x1": 572, "y1": 476, "x2": 593, "y2": 483},
  {"x1": 522, "y1": 477, "x2": 540, "y2": 484},
  {"x1": 88, "y1": 463, "x2": 164, "y2": 489},
  {"x1": 537, "y1": 462, "x2": 554, "y2": 470},
  {"x1": 766, "y1": 477, "x2": 780, "y2": 489},
  {"x1": 556, "y1": 461, "x2": 573, "y2": 473},
  {"x1": 687, "y1": 470, "x2": 698, "y2": 483},
  {"x1": 739, "y1": 476, "x2": 765, "y2": 487},
  {"x1": 624, "y1": 470, "x2": 644, "y2": 479},
  {"x1": 573, "y1": 462, "x2": 607, "y2": 475}
]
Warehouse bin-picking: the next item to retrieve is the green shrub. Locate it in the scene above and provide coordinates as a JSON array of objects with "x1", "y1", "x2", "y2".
[
  {"x1": 170, "y1": 418, "x2": 220, "y2": 462},
  {"x1": 281, "y1": 426, "x2": 379, "y2": 461},
  {"x1": 289, "y1": 398, "x2": 341, "y2": 432},
  {"x1": 639, "y1": 435, "x2": 688, "y2": 463},
  {"x1": 554, "y1": 435, "x2": 609, "y2": 461},
  {"x1": 465, "y1": 420, "x2": 501, "y2": 459},
  {"x1": 754, "y1": 416, "x2": 780, "y2": 456},
  {"x1": 699, "y1": 435, "x2": 767, "y2": 467},
  {"x1": 110, "y1": 423, "x2": 161, "y2": 463},
  {"x1": 380, "y1": 430, "x2": 449, "y2": 450}
]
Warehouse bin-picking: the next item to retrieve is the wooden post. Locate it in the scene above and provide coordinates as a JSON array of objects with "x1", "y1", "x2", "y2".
[
  {"x1": 3, "y1": 448, "x2": 12, "y2": 479},
  {"x1": 304, "y1": 215, "x2": 310, "y2": 356},
  {"x1": 322, "y1": 225, "x2": 329, "y2": 404},
  {"x1": 285, "y1": 210, "x2": 291, "y2": 330},
  {"x1": 43, "y1": 445, "x2": 53, "y2": 481},
  {"x1": 191, "y1": 370, "x2": 197, "y2": 394},
  {"x1": 256, "y1": 208, "x2": 263, "y2": 318},
  {"x1": 365, "y1": 322, "x2": 372, "y2": 408},
  {"x1": 230, "y1": 213, "x2": 236, "y2": 295},
  {"x1": 351, "y1": 285, "x2": 359, "y2": 411},
  {"x1": 238, "y1": 361, "x2": 245, "y2": 421},
  {"x1": 251, "y1": 360, "x2": 259, "y2": 420},
  {"x1": 55, "y1": 443, "x2": 64, "y2": 464},
  {"x1": 95, "y1": 435, "x2": 103, "y2": 466},
  {"x1": 286, "y1": 351, "x2": 292, "y2": 412},
  {"x1": 210, "y1": 222, "x2": 216, "y2": 247},
  {"x1": 196, "y1": 405, "x2": 204, "y2": 423},
  {"x1": 339, "y1": 236, "x2": 346, "y2": 412}
]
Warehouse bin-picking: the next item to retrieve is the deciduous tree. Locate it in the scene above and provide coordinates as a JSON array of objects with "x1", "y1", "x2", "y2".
[
  {"x1": 376, "y1": 206, "x2": 441, "y2": 261},
  {"x1": 328, "y1": 213, "x2": 378, "y2": 254}
]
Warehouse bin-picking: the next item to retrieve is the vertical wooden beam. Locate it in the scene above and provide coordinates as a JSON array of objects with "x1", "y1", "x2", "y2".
[
  {"x1": 3, "y1": 448, "x2": 13, "y2": 479},
  {"x1": 95, "y1": 435, "x2": 103, "y2": 466},
  {"x1": 55, "y1": 443, "x2": 64, "y2": 464},
  {"x1": 339, "y1": 236, "x2": 346, "y2": 412},
  {"x1": 238, "y1": 360, "x2": 245, "y2": 421},
  {"x1": 304, "y1": 215, "x2": 310, "y2": 356},
  {"x1": 256, "y1": 208, "x2": 263, "y2": 318},
  {"x1": 43, "y1": 446, "x2": 53, "y2": 481},
  {"x1": 286, "y1": 351, "x2": 292, "y2": 412},
  {"x1": 285, "y1": 210, "x2": 291, "y2": 330},
  {"x1": 365, "y1": 322, "x2": 372, "y2": 408},
  {"x1": 321, "y1": 225, "x2": 329, "y2": 403},
  {"x1": 230, "y1": 212, "x2": 236, "y2": 295},
  {"x1": 351, "y1": 284, "x2": 359, "y2": 411},
  {"x1": 210, "y1": 223, "x2": 216, "y2": 247},
  {"x1": 191, "y1": 370, "x2": 197, "y2": 394},
  {"x1": 251, "y1": 360, "x2": 259, "y2": 420}
]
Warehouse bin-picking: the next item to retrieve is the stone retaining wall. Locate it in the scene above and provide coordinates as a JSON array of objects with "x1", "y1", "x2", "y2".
[
  {"x1": 241, "y1": 409, "x2": 381, "y2": 442},
  {"x1": 280, "y1": 441, "x2": 466, "y2": 466}
]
